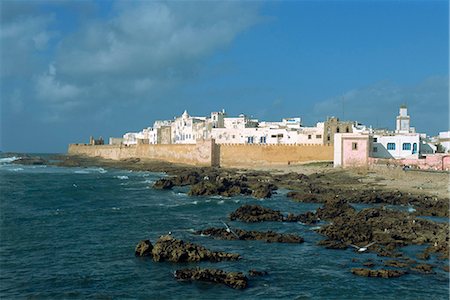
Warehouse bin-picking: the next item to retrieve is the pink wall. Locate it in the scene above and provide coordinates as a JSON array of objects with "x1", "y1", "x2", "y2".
[
  {"x1": 369, "y1": 154, "x2": 450, "y2": 171},
  {"x1": 342, "y1": 138, "x2": 368, "y2": 167}
]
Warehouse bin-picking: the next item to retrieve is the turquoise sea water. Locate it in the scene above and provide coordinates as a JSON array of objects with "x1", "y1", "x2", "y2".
[{"x1": 0, "y1": 155, "x2": 448, "y2": 299}]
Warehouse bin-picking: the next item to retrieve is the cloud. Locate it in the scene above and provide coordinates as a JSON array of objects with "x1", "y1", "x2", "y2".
[
  {"x1": 312, "y1": 76, "x2": 449, "y2": 135},
  {"x1": 1, "y1": 1, "x2": 261, "y2": 123}
]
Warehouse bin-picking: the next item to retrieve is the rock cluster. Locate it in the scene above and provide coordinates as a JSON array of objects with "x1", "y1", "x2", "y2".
[
  {"x1": 196, "y1": 227, "x2": 304, "y2": 243},
  {"x1": 135, "y1": 235, "x2": 240, "y2": 262},
  {"x1": 152, "y1": 171, "x2": 277, "y2": 199},
  {"x1": 174, "y1": 268, "x2": 248, "y2": 289},
  {"x1": 351, "y1": 268, "x2": 407, "y2": 278},
  {"x1": 12, "y1": 157, "x2": 47, "y2": 165},
  {"x1": 229, "y1": 205, "x2": 285, "y2": 222}
]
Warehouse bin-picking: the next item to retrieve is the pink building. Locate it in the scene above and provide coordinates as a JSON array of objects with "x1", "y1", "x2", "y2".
[{"x1": 334, "y1": 133, "x2": 370, "y2": 168}]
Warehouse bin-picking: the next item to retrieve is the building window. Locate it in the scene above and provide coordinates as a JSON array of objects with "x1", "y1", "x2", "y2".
[
  {"x1": 232, "y1": 135, "x2": 235, "y2": 139},
  {"x1": 247, "y1": 136, "x2": 254, "y2": 144},
  {"x1": 402, "y1": 143, "x2": 411, "y2": 150},
  {"x1": 373, "y1": 138, "x2": 377, "y2": 142},
  {"x1": 387, "y1": 143, "x2": 396, "y2": 150},
  {"x1": 412, "y1": 143, "x2": 417, "y2": 154},
  {"x1": 373, "y1": 147, "x2": 378, "y2": 152},
  {"x1": 336, "y1": 127, "x2": 340, "y2": 133},
  {"x1": 260, "y1": 136, "x2": 266, "y2": 144},
  {"x1": 352, "y1": 142, "x2": 358, "y2": 150},
  {"x1": 316, "y1": 135, "x2": 322, "y2": 139},
  {"x1": 346, "y1": 127, "x2": 350, "y2": 133},
  {"x1": 327, "y1": 135, "x2": 330, "y2": 141},
  {"x1": 308, "y1": 135, "x2": 312, "y2": 139}
]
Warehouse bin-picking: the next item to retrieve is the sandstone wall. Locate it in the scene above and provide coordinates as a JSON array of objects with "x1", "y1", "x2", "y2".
[
  {"x1": 68, "y1": 139, "x2": 213, "y2": 167},
  {"x1": 219, "y1": 144, "x2": 333, "y2": 168},
  {"x1": 68, "y1": 141, "x2": 333, "y2": 168}
]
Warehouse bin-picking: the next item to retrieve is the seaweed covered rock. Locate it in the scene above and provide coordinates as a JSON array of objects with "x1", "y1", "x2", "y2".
[
  {"x1": 174, "y1": 268, "x2": 248, "y2": 289},
  {"x1": 248, "y1": 270, "x2": 268, "y2": 277},
  {"x1": 151, "y1": 235, "x2": 240, "y2": 262},
  {"x1": 383, "y1": 260, "x2": 408, "y2": 268},
  {"x1": 196, "y1": 227, "x2": 304, "y2": 243},
  {"x1": 229, "y1": 205, "x2": 284, "y2": 222},
  {"x1": 351, "y1": 268, "x2": 407, "y2": 278},
  {"x1": 315, "y1": 199, "x2": 356, "y2": 220},
  {"x1": 188, "y1": 177, "x2": 251, "y2": 197},
  {"x1": 251, "y1": 184, "x2": 273, "y2": 199},
  {"x1": 12, "y1": 156, "x2": 47, "y2": 165},
  {"x1": 317, "y1": 239, "x2": 348, "y2": 249},
  {"x1": 153, "y1": 178, "x2": 174, "y2": 190},
  {"x1": 135, "y1": 240, "x2": 153, "y2": 257},
  {"x1": 286, "y1": 192, "x2": 321, "y2": 203},
  {"x1": 410, "y1": 263, "x2": 435, "y2": 274},
  {"x1": 172, "y1": 171, "x2": 202, "y2": 186}
]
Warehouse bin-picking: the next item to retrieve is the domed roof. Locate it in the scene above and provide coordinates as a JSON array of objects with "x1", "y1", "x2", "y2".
[{"x1": 182, "y1": 110, "x2": 189, "y2": 118}]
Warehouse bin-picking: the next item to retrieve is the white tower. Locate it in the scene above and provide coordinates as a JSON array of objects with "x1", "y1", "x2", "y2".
[{"x1": 395, "y1": 104, "x2": 410, "y2": 133}]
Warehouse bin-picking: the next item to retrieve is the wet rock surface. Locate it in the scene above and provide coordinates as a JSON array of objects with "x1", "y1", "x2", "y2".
[
  {"x1": 248, "y1": 270, "x2": 268, "y2": 277},
  {"x1": 12, "y1": 156, "x2": 48, "y2": 165},
  {"x1": 317, "y1": 239, "x2": 348, "y2": 250},
  {"x1": 410, "y1": 263, "x2": 435, "y2": 274},
  {"x1": 196, "y1": 227, "x2": 304, "y2": 243},
  {"x1": 351, "y1": 268, "x2": 407, "y2": 278},
  {"x1": 136, "y1": 235, "x2": 240, "y2": 262},
  {"x1": 152, "y1": 178, "x2": 174, "y2": 190},
  {"x1": 174, "y1": 268, "x2": 248, "y2": 289},
  {"x1": 384, "y1": 260, "x2": 408, "y2": 268},
  {"x1": 135, "y1": 240, "x2": 153, "y2": 257},
  {"x1": 229, "y1": 205, "x2": 285, "y2": 222}
]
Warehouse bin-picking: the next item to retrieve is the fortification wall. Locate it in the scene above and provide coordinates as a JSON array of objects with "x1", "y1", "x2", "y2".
[
  {"x1": 219, "y1": 144, "x2": 333, "y2": 167},
  {"x1": 68, "y1": 140, "x2": 213, "y2": 166}
]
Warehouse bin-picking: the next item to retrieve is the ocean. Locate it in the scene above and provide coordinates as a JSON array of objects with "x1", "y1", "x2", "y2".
[{"x1": 0, "y1": 155, "x2": 448, "y2": 299}]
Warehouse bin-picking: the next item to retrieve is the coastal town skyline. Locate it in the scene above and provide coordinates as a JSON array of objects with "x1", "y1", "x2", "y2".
[{"x1": 1, "y1": 0, "x2": 448, "y2": 153}]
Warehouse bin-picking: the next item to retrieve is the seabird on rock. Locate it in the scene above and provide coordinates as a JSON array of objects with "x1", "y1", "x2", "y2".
[
  {"x1": 220, "y1": 220, "x2": 240, "y2": 239},
  {"x1": 350, "y1": 241, "x2": 377, "y2": 253}
]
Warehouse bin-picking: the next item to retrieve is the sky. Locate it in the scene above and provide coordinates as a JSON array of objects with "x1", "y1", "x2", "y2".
[{"x1": 1, "y1": 0, "x2": 448, "y2": 153}]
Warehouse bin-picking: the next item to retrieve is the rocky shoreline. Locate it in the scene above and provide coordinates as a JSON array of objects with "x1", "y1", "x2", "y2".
[{"x1": 10, "y1": 154, "x2": 449, "y2": 289}]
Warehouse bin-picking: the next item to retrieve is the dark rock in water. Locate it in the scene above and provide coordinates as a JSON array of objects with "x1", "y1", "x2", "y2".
[
  {"x1": 351, "y1": 268, "x2": 407, "y2": 278},
  {"x1": 121, "y1": 157, "x2": 140, "y2": 163},
  {"x1": 229, "y1": 205, "x2": 284, "y2": 222},
  {"x1": 410, "y1": 263, "x2": 435, "y2": 274},
  {"x1": 153, "y1": 178, "x2": 174, "y2": 190},
  {"x1": 151, "y1": 235, "x2": 240, "y2": 262},
  {"x1": 251, "y1": 184, "x2": 272, "y2": 199},
  {"x1": 286, "y1": 211, "x2": 318, "y2": 224},
  {"x1": 317, "y1": 239, "x2": 348, "y2": 249},
  {"x1": 172, "y1": 171, "x2": 201, "y2": 186},
  {"x1": 384, "y1": 260, "x2": 408, "y2": 268},
  {"x1": 188, "y1": 177, "x2": 252, "y2": 197},
  {"x1": 315, "y1": 199, "x2": 356, "y2": 220},
  {"x1": 248, "y1": 269, "x2": 268, "y2": 277},
  {"x1": 196, "y1": 227, "x2": 304, "y2": 243},
  {"x1": 287, "y1": 192, "x2": 321, "y2": 203},
  {"x1": 416, "y1": 251, "x2": 430, "y2": 260},
  {"x1": 188, "y1": 181, "x2": 221, "y2": 196},
  {"x1": 174, "y1": 268, "x2": 248, "y2": 289},
  {"x1": 12, "y1": 157, "x2": 47, "y2": 165},
  {"x1": 362, "y1": 262, "x2": 375, "y2": 267},
  {"x1": 135, "y1": 240, "x2": 153, "y2": 257}
]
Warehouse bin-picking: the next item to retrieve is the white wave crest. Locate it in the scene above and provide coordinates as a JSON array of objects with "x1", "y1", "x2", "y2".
[
  {"x1": 0, "y1": 156, "x2": 20, "y2": 163},
  {"x1": 116, "y1": 175, "x2": 129, "y2": 180}
]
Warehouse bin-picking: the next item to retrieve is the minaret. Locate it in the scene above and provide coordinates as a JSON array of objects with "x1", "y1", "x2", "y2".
[{"x1": 395, "y1": 104, "x2": 410, "y2": 133}]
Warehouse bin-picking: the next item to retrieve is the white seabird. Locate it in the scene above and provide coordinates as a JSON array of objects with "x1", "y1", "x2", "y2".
[
  {"x1": 349, "y1": 241, "x2": 377, "y2": 252},
  {"x1": 220, "y1": 220, "x2": 240, "y2": 239}
]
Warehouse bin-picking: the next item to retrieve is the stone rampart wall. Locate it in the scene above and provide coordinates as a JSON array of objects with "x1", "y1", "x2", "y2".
[{"x1": 219, "y1": 144, "x2": 333, "y2": 167}]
